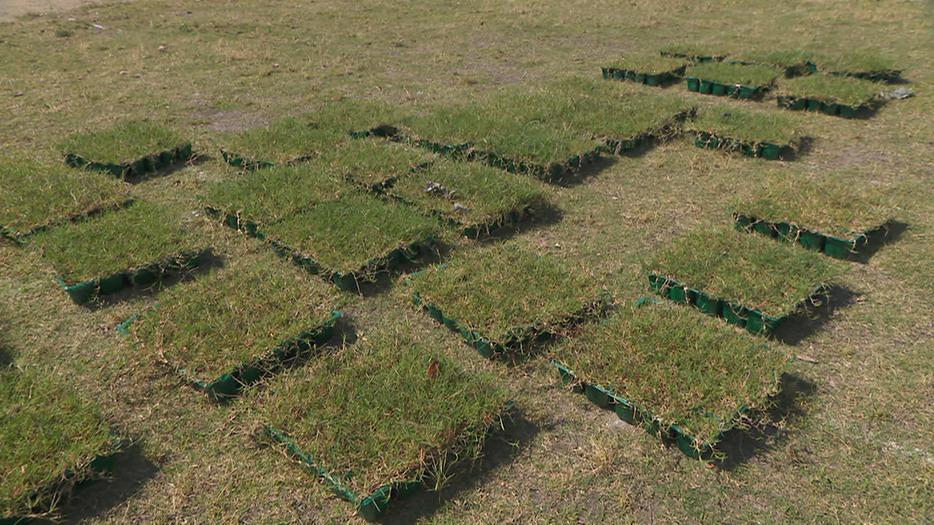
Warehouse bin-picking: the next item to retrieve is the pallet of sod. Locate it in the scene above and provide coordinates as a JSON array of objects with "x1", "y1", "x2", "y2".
[
  {"x1": 807, "y1": 51, "x2": 901, "y2": 83},
  {"x1": 27, "y1": 201, "x2": 210, "y2": 304},
  {"x1": 504, "y1": 78, "x2": 695, "y2": 155},
  {"x1": 775, "y1": 74, "x2": 883, "y2": 118},
  {"x1": 730, "y1": 50, "x2": 816, "y2": 78},
  {"x1": 646, "y1": 227, "x2": 843, "y2": 335},
  {"x1": 1, "y1": 368, "x2": 119, "y2": 522},
  {"x1": 388, "y1": 159, "x2": 549, "y2": 237},
  {"x1": 659, "y1": 45, "x2": 728, "y2": 63},
  {"x1": 263, "y1": 193, "x2": 442, "y2": 292},
  {"x1": 601, "y1": 54, "x2": 688, "y2": 86},
  {"x1": 733, "y1": 176, "x2": 894, "y2": 259},
  {"x1": 405, "y1": 245, "x2": 606, "y2": 358},
  {"x1": 251, "y1": 328, "x2": 509, "y2": 521},
  {"x1": 392, "y1": 93, "x2": 604, "y2": 183},
  {"x1": 130, "y1": 253, "x2": 344, "y2": 402},
  {"x1": 60, "y1": 120, "x2": 192, "y2": 180},
  {"x1": 552, "y1": 303, "x2": 788, "y2": 460},
  {"x1": 684, "y1": 62, "x2": 782, "y2": 99},
  {"x1": 0, "y1": 156, "x2": 129, "y2": 243},
  {"x1": 687, "y1": 105, "x2": 802, "y2": 160}
]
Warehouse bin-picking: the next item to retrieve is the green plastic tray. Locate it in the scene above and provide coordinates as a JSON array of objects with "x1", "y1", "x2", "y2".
[
  {"x1": 686, "y1": 78, "x2": 764, "y2": 99},
  {"x1": 693, "y1": 131, "x2": 792, "y2": 161},
  {"x1": 776, "y1": 95, "x2": 870, "y2": 119},
  {"x1": 733, "y1": 212, "x2": 874, "y2": 260},
  {"x1": 63, "y1": 143, "x2": 193, "y2": 180},
  {"x1": 220, "y1": 150, "x2": 278, "y2": 170}
]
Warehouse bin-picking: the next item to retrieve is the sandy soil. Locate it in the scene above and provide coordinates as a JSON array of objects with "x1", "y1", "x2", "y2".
[{"x1": 0, "y1": 0, "x2": 110, "y2": 22}]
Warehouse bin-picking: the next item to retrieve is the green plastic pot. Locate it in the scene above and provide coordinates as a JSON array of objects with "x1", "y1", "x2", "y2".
[
  {"x1": 799, "y1": 230, "x2": 825, "y2": 251},
  {"x1": 601, "y1": 67, "x2": 611, "y2": 79},
  {"x1": 736, "y1": 85, "x2": 759, "y2": 99},
  {"x1": 442, "y1": 314, "x2": 459, "y2": 331},
  {"x1": 668, "y1": 285, "x2": 696, "y2": 305},
  {"x1": 821, "y1": 102, "x2": 840, "y2": 116},
  {"x1": 633, "y1": 73, "x2": 647, "y2": 84},
  {"x1": 753, "y1": 220, "x2": 777, "y2": 239},
  {"x1": 711, "y1": 82, "x2": 728, "y2": 96},
  {"x1": 129, "y1": 157, "x2": 151, "y2": 176},
  {"x1": 63, "y1": 280, "x2": 96, "y2": 304},
  {"x1": 686, "y1": 77, "x2": 700, "y2": 92},
  {"x1": 331, "y1": 273, "x2": 358, "y2": 291},
  {"x1": 645, "y1": 73, "x2": 663, "y2": 86},
  {"x1": 720, "y1": 302, "x2": 747, "y2": 328},
  {"x1": 699, "y1": 80, "x2": 714, "y2": 94},
  {"x1": 98, "y1": 273, "x2": 127, "y2": 295},
  {"x1": 425, "y1": 304, "x2": 444, "y2": 322},
  {"x1": 614, "y1": 398, "x2": 638, "y2": 424},
  {"x1": 130, "y1": 265, "x2": 160, "y2": 287},
  {"x1": 733, "y1": 213, "x2": 755, "y2": 231},
  {"x1": 806, "y1": 98, "x2": 823, "y2": 112},
  {"x1": 824, "y1": 236, "x2": 855, "y2": 259},
  {"x1": 744, "y1": 309, "x2": 782, "y2": 336},
  {"x1": 584, "y1": 384, "x2": 612, "y2": 408},
  {"x1": 648, "y1": 274, "x2": 669, "y2": 295},
  {"x1": 693, "y1": 290, "x2": 721, "y2": 316},
  {"x1": 759, "y1": 142, "x2": 783, "y2": 160},
  {"x1": 838, "y1": 104, "x2": 858, "y2": 119}
]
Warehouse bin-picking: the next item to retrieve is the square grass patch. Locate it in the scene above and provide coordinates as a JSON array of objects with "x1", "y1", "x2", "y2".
[
  {"x1": 0, "y1": 156, "x2": 129, "y2": 242},
  {"x1": 28, "y1": 200, "x2": 210, "y2": 303},
  {"x1": 1, "y1": 368, "x2": 117, "y2": 520},
  {"x1": 263, "y1": 193, "x2": 442, "y2": 289},
  {"x1": 685, "y1": 62, "x2": 782, "y2": 98},
  {"x1": 809, "y1": 51, "x2": 901, "y2": 82},
  {"x1": 404, "y1": 244, "x2": 607, "y2": 358},
  {"x1": 776, "y1": 74, "x2": 883, "y2": 115},
  {"x1": 645, "y1": 226, "x2": 843, "y2": 331},
  {"x1": 602, "y1": 54, "x2": 688, "y2": 85},
  {"x1": 732, "y1": 175, "x2": 895, "y2": 258},
  {"x1": 686, "y1": 105, "x2": 802, "y2": 160},
  {"x1": 552, "y1": 302, "x2": 788, "y2": 460},
  {"x1": 315, "y1": 140, "x2": 437, "y2": 191},
  {"x1": 219, "y1": 117, "x2": 346, "y2": 168},
  {"x1": 201, "y1": 163, "x2": 349, "y2": 227},
  {"x1": 388, "y1": 159, "x2": 549, "y2": 237},
  {"x1": 131, "y1": 252, "x2": 345, "y2": 401},
  {"x1": 252, "y1": 327, "x2": 510, "y2": 521},
  {"x1": 60, "y1": 120, "x2": 192, "y2": 180}
]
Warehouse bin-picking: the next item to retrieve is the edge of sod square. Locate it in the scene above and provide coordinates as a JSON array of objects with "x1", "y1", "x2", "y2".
[
  {"x1": 203, "y1": 206, "x2": 265, "y2": 239},
  {"x1": 826, "y1": 69, "x2": 902, "y2": 84},
  {"x1": 553, "y1": 361, "x2": 734, "y2": 461},
  {"x1": 775, "y1": 95, "x2": 876, "y2": 119},
  {"x1": 54, "y1": 248, "x2": 211, "y2": 305},
  {"x1": 647, "y1": 273, "x2": 829, "y2": 336},
  {"x1": 220, "y1": 149, "x2": 278, "y2": 171},
  {"x1": 660, "y1": 50, "x2": 728, "y2": 63},
  {"x1": 601, "y1": 108, "x2": 694, "y2": 156},
  {"x1": 690, "y1": 79, "x2": 766, "y2": 99},
  {"x1": 0, "y1": 198, "x2": 136, "y2": 246},
  {"x1": 63, "y1": 143, "x2": 193, "y2": 181},
  {"x1": 733, "y1": 213, "x2": 876, "y2": 260},
  {"x1": 693, "y1": 131, "x2": 793, "y2": 161},
  {"x1": 344, "y1": 160, "x2": 435, "y2": 195},
  {"x1": 387, "y1": 191, "x2": 536, "y2": 239},
  {"x1": 600, "y1": 65, "x2": 687, "y2": 87}
]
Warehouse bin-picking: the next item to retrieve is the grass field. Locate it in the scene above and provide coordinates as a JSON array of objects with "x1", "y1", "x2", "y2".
[{"x1": 1, "y1": 0, "x2": 933, "y2": 523}]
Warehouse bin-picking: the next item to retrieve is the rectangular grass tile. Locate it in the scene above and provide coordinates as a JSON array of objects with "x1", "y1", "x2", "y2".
[
  {"x1": 388, "y1": 159, "x2": 549, "y2": 237},
  {"x1": 551, "y1": 303, "x2": 788, "y2": 460},
  {"x1": 645, "y1": 226, "x2": 843, "y2": 332},
  {"x1": 732, "y1": 50, "x2": 816, "y2": 77},
  {"x1": 219, "y1": 116, "x2": 347, "y2": 168},
  {"x1": 685, "y1": 62, "x2": 782, "y2": 99},
  {"x1": 28, "y1": 200, "x2": 210, "y2": 304},
  {"x1": 131, "y1": 252, "x2": 346, "y2": 401},
  {"x1": 733, "y1": 175, "x2": 895, "y2": 259},
  {"x1": 808, "y1": 51, "x2": 901, "y2": 83},
  {"x1": 405, "y1": 244, "x2": 607, "y2": 357},
  {"x1": 0, "y1": 156, "x2": 129, "y2": 242},
  {"x1": 687, "y1": 105, "x2": 802, "y2": 160},
  {"x1": 60, "y1": 120, "x2": 192, "y2": 180},
  {"x1": 775, "y1": 74, "x2": 883, "y2": 117},
  {"x1": 262, "y1": 193, "x2": 442, "y2": 290},
  {"x1": 252, "y1": 328, "x2": 510, "y2": 520},
  {"x1": 316, "y1": 140, "x2": 436, "y2": 192},
  {"x1": 601, "y1": 54, "x2": 688, "y2": 86},
  {"x1": 1, "y1": 368, "x2": 118, "y2": 521}
]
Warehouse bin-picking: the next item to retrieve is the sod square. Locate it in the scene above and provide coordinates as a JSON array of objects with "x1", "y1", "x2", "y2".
[
  {"x1": 0, "y1": 156, "x2": 129, "y2": 242},
  {"x1": 602, "y1": 54, "x2": 688, "y2": 85},
  {"x1": 685, "y1": 61, "x2": 782, "y2": 98},
  {"x1": 687, "y1": 105, "x2": 802, "y2": 160},
  {"x1": 405, "y1": 244, "x2": 607, "y2": 357},
  {"x1": 252, "y1": 326, "x2": 510, "y2": 520},
  {"x1": 646, "y1": 226, "x2": 843, "y2": 331},
  {"x1": 262, "y1": 193, "x2": 442, "y2": 288},
  {"x1": 733, "y1": 175, "x2": 895, "y2": 257},
  {"x1": 733, "y1": 50, "x2": 816, "y2": 77},
  {"x1": 388, "y1": 158, "x2": 549, "y2": 237},
  {"x1": 808, "y1": 51, "x2": 901, "y2": 82},
  {"x1": 27, "y1": 200, "x2": 211, "y2": 303},
  {"x1": 219, "y1": 116, "x2": 347, "y2": 168},
  {"x1": 1, "y1": 368, "x2": 117, "y2": 520},
  {"x1": 776, "y1": 74, "x2": 882, "y2": 112},
  {"x1": 551, "y1": 302, "x2": 788, "y2": 459},
  {"x1": 315, "y1": 139, "x2": 437, "y2": 191},
  {"x1": 60, "y1": 120, "x2": 192, "y2": 179},
  {"x1": 132, "y1": 252, "x2": 345, "y2": 401}
]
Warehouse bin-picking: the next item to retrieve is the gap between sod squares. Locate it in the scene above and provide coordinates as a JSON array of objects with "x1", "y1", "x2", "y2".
[
  {"x1": 403, "y1": 244, "x2": 609, "y2": 359},
  {"x1": 645, "y1": 226, "x2": 845, "y2": 336},
  {"x1": 775, "y1": 74, "x2": 884, "y2": 118},
  {"x1": 601, "y1": 54, "x2": 688, "y2": 87},
  {"x1": 60, "y1": 120, "x2": 193, "y2": 182},
  {"x1": 731, "y1": 175, "x2": 897, "y2": 260},
  {"x1": 0, "y1": 156, "x2": 130, "y2": 244},
  {"x1": 387, "y1": 158, "x2": 550, "y2": 238},
  {"x1": 128, "y1": 251, "x2": 347, "y2": 402},
  {"x1": 551, "y1": 302, "x2": 789, "y2": 461},
  {"x1": 1, "y1": 367, "x2": 121, "y2": 522},
  {"x1": 250, "y1": 326, "x2": 510, "y2": 521},
  {"x1": 26, "y1": 200, "x2": 212, "y2": 305},
  {"x1": 686, "y1": 104, "x2": 803, "y2": 161},
  {"x1": 684, "y1": 61, "x2": 782, "y2": 99},
  {"x1": 262, "y1": 193, "x2": 443, "y2": 292}
]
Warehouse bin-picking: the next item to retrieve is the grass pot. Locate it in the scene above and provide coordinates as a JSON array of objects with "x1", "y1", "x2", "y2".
[{"x1": 720, "y1": 301, "x2": 747, "y2": 328}]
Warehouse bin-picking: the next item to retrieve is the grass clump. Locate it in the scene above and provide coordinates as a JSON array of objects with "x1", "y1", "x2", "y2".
[
  {"x1": 605, "y1": 54, "x2": 688, "y2": 74},
  {"x1": 317, "y1": 140, "x2": 437, "y2": 189},
  {"x1": 133, "y1": 251, "x2": 344, "y2": 386},
  {"x1": 263, "y1": 193, "x2": 442, "y2": 276},
  {"x1": 389, "y1": 159, "x2": 549, "y2": 235},
  {"x1": 28, "y1": 200, "x2": 207, "y2": 285},
  {"x1": 405, "y1": 244, "x2": 604, "y2": 345},
  {"x1": 253, "y1": 325, "x2": 509, "y2": 501},
  {"x1": 201, "y1": 163, "x2": 349, "y2": 224},
  {"x1": 219, "y1": 117, "x2": 345, "y2": 165},
  {"x1": 59, "y1": 120, "x2": 185, "y2": 164},
  {"x1": 777, "y1": 74, "x2": 882, "y2": 106},
  {"x1": 646, "y1": 226, "x2": 843, "y2": 315},
  {"x1": 1, "y1": 367, "x2": 115, "y2": 519},
  {"x1": 734, "y1": 174, "x2": 895, "y2": 239},
  {"x1": 0, "y1": 156, "x2": 128, "y2": 238},
  {"x1": 688, "y1": 105, "x2": 801, "y2": 146},
  {"x1": 686, "y1": 61, "x2": 782, "y2": 87},
  {"x1": 553, "y1": 303, "x2": 788, "y2": 445}
]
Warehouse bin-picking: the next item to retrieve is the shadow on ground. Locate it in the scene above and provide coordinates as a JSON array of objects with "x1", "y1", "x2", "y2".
[{"x1": 772, "y1": 284, "x2": 859, "y2": 346}]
